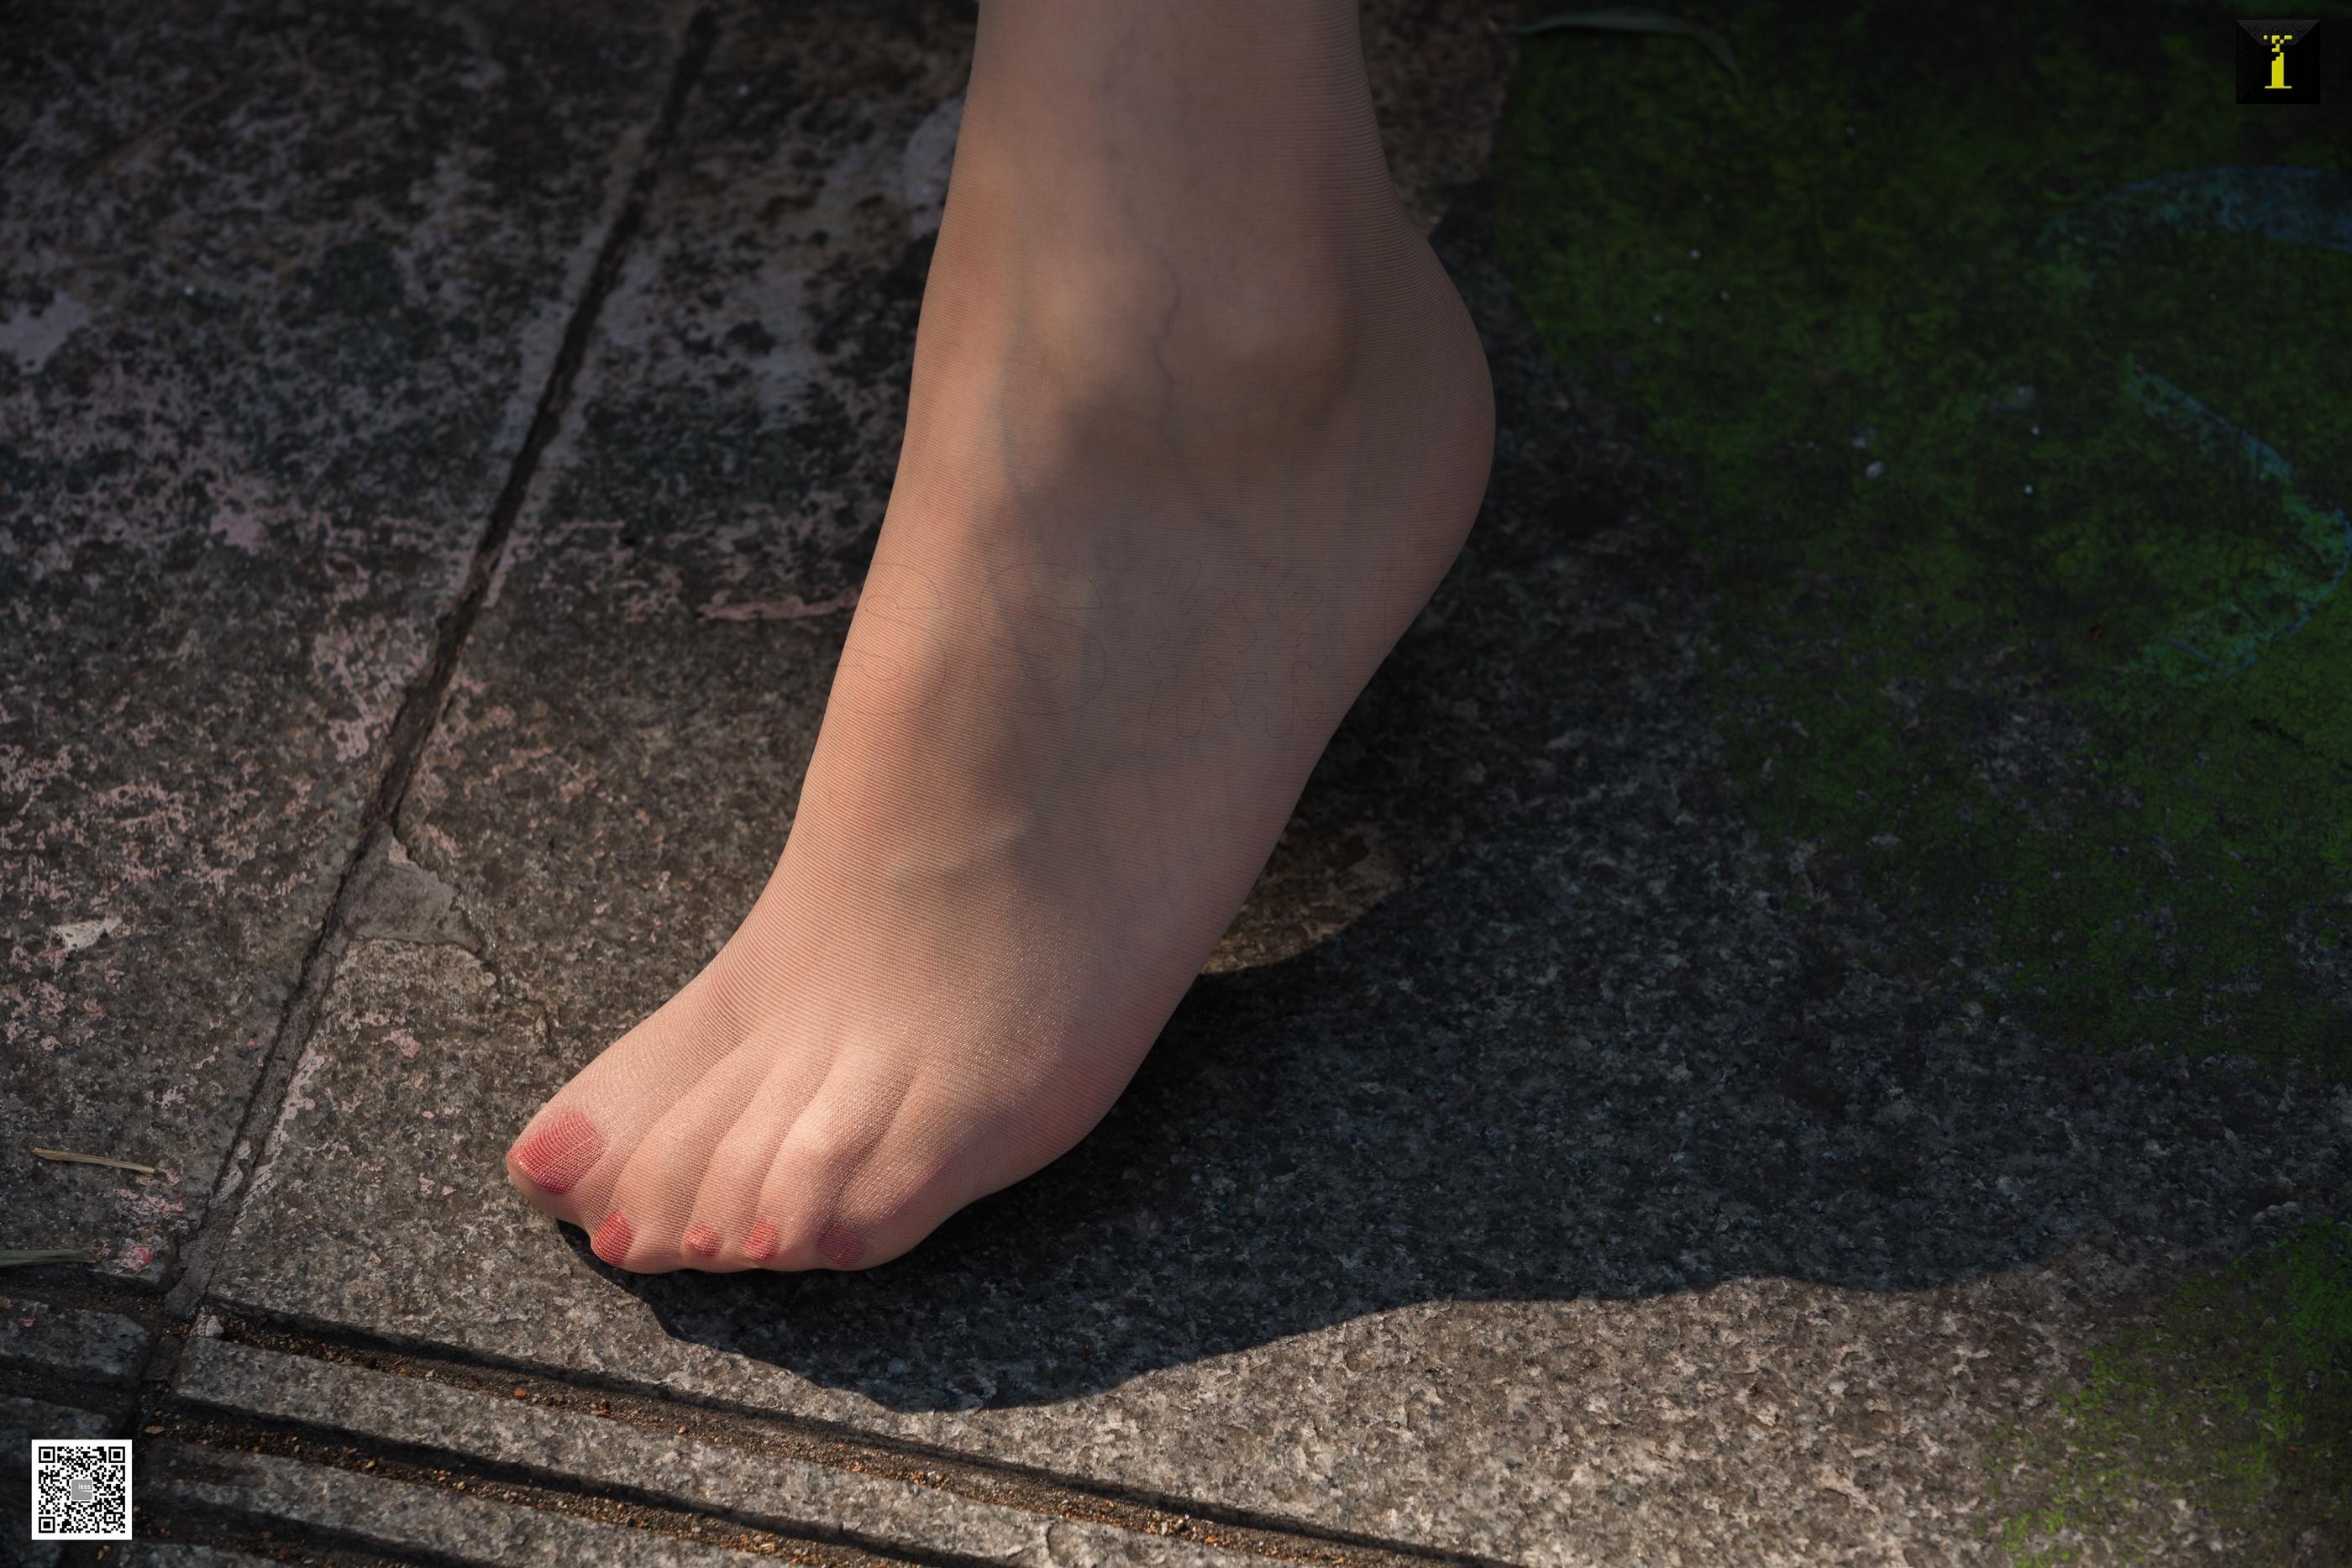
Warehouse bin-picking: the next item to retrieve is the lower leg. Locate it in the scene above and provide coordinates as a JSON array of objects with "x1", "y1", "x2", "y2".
[{"x1": 948, "y1": 0, "x2": 1410, "y2": 306}]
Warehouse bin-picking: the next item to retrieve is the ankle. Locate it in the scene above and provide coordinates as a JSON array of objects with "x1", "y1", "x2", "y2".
[{"x1": 925, "y1": 181, "x2": 1422, "y2": 423}]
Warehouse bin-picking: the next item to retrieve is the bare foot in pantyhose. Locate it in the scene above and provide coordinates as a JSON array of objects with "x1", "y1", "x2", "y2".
[{"x1": 505, "y1": 0, "x2": 1495, "y2": 1272}]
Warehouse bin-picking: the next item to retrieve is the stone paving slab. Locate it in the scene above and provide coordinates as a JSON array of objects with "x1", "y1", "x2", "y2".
[
  {"x1": 0, "y1": 1298, "x2": 150, "y2": 1382},
  {"x1": 5, "y1": 1395, "x2": 120, "y2": 1568},
  {"x1": 3, "y1": 1394, "x2": 114, "y2": 1448},
  {"x1": 205, "y1": 76, "x2": 2352, "y2": 1559},
  {"x1": 172, "y1": 1336, "x2": 1259, "y2": 1567},
  {"x1": 144, "y1": 1440, "x2": 784, "y2": 1568},
  {"x1": 0, "y1": 0, "x2": 681, "y2": 1281},
  {"x1": 124, "y1": 1546, "x2": 284, "y2": 1568}
]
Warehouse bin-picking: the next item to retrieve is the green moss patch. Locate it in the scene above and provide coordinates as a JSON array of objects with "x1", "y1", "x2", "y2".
[
  {"x1": 1490, "y1": 0, "x2": 2352, "y2": 1067},
  {"x1": 1983, "y1": 1219, "x2": 2352, "y2": 1562}
]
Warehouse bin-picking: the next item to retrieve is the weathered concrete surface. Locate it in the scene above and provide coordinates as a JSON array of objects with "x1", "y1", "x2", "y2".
[
  {"x1": 0, "y1": 1298, "x2": 150, "y2": 1382},
  {"x1": 5, "y1": 1395, "x2": 119, "y2": 1568},
  {"x1": 123, "y1": 1547, "x2": 283, "y2": 1568},
  {"x1": 142, "y1": 1441, "x2": 781, "y2": 1568},
  {"x1": 206, "y1": 37, "x2": 2352, "y2": 1550},
  {"x1": 0, "y1": 0, "x2": 681, "y2": 1282},
  {"x1": 2, "y1": 1394, "x2": 114, "y2": 1447},
  {"x1": 173, "y1": 1337, "x2": 1261, "y2": 1566}
]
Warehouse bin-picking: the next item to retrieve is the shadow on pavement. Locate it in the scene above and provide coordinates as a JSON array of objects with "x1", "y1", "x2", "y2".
[{"x1": 601, "y1": 188, "x2": 2350, "y2": 1410}]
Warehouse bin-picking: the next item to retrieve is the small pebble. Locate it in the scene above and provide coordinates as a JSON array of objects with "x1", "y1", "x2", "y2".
[
  {"x1": 1866, "y1": 460, "x2": 1885, "y2": 479},
  {"x1": 2024, "y1": 484, "x2": 2034, "y2": 494}
]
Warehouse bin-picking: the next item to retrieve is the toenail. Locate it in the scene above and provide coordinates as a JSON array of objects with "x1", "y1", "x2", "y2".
[
  {"x1": 743, "y1": 1219, "x2": 780, "y2": 1261},
  {"x1": 683, "y1": 1223, "x2": 721, "y2": 1257},
  {"x1": 591, "y1": 1211, "x2": 634, "y2": 1266},
  {"x1": 510, "y1": 1107, "x2": 603, "y2": 1195},
  {"x1": 816, "y1": 1222, "x2": 864, "y2": 1270}
]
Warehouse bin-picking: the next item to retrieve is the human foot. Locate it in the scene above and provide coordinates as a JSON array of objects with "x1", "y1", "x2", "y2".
[{"x1": 505, "y1": 1, "x2": 1496, "y2": 1272}]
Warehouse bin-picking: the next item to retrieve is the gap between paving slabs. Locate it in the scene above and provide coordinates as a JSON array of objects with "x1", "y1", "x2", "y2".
[
  {"x1": 4, "y1": 0, "x2": 706, "y2": 1325},
  {"x1": 3, "y1": 0, "x2": 740, "y2": 1309},
  {"x1": 112, "y1": 1303, "x2": 1491, "y2": 1568},
  {"x1": 152, "y1": 3, "x2": 722, "y2": 1335},
  {"x1": 141, "y1": 1333, "x2": 1352, "y2": 1568},
  {"x1": 3, "y1": 0, "x2": 716, "y2": 1553}
]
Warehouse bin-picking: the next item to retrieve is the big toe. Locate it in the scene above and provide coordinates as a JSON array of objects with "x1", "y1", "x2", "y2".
[
  {"x1": 504, "y1": 979, "x2": 743, "y2": 1224},
  {"x1": 507, "y1": 1104, "x2": 606, "y2": 1210}
]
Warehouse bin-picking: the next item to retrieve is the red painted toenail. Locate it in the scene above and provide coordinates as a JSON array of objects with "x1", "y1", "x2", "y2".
[
  {"x1": 743, "y1": 1219, "x2": 780, "y2": 1261},
  {"x1": 510, "y1": 1107, "x2": 603, "y2": 1195},
  {"x1": 816, "y1": 1222, "x2": 864, "y2": 1270},
  {"x1": 591, "y1": 1211, "x2": 634, "y2": 1266},
  {"x1": 683, "y1": 1224, "x2": 721, "y2": 1257}
]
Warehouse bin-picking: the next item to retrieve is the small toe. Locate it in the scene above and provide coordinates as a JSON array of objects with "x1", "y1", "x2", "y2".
[
  {"x1": 590, "y1": 1210, "x2": 635, "y2": 1266},
  {"x1": 742, "y1": 1083, "x2": 892, "y2": 1270},
  {"x1": 744, "y1": 1067, "x2": 977, "y2": 1272},
  {"x1": 595, "y1": 1039, "x2": 779, "y2": 1272},
  {"x1": 682, "y1": 1034, "x2": 837, "y2": 1267}
]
